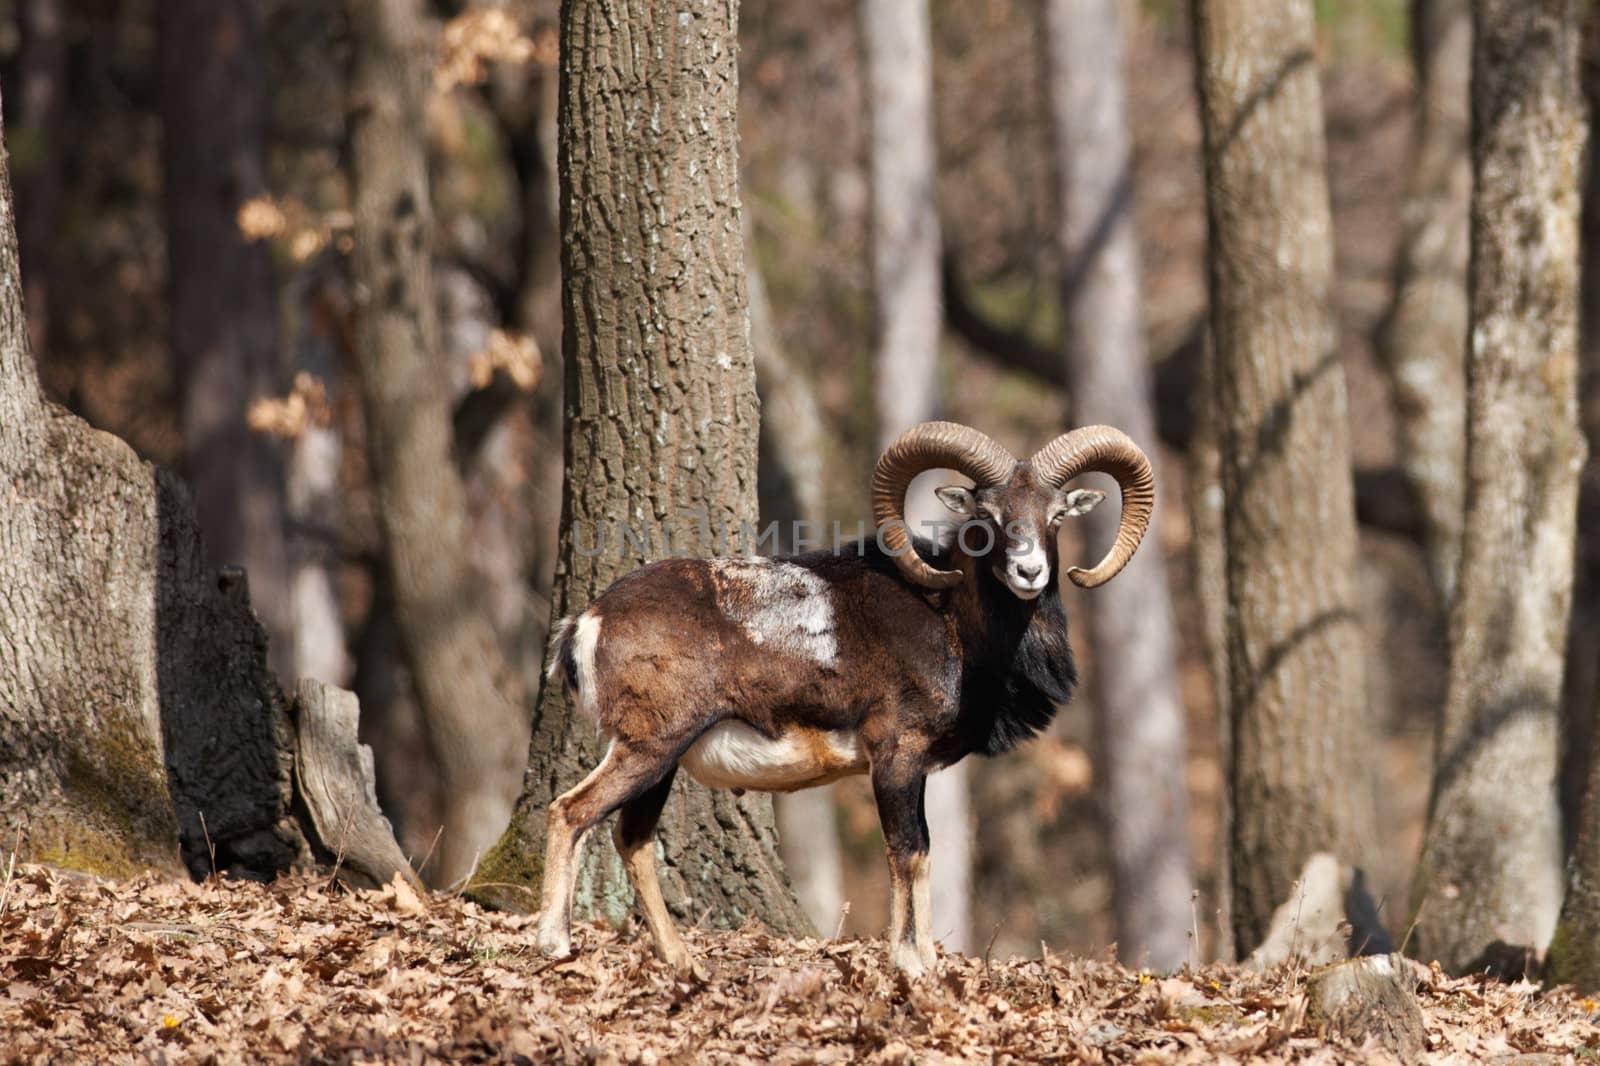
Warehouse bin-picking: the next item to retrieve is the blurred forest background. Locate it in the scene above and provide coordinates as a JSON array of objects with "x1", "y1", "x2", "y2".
[{"x1": 2, "y1": 0, "x2": 1597, "y2": 974}]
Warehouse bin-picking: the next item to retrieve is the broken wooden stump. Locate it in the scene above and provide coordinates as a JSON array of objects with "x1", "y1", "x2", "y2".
[
  {"x1": 1306, "y1": 953, "x2": 1427, "y2": 1060},
  {"x1": 293, "y1": 678, "x2": 426, "y2": 894}
]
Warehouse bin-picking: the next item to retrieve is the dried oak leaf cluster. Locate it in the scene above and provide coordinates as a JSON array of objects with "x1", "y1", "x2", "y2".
[{"x1": 1, "y1": 865, "x2": 1597, "y2": 1064}]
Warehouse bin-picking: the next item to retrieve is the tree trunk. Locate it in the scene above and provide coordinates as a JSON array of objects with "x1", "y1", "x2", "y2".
[
  {"x1": 0, "y1": 116, "x2": 311, "y2": 882},
  {"x1": 1559, "y1": 4, "x2": 1600, "y2": 880},
  {"x1": 157, "y1": 0, "x2": 294, "y2": 680},
  {"x1": 1381, "y1": 0, "x2": 1472, "y2": 604},
  {"x1": 346, "y1": 0, "x2": 529, "y2": 887},
  {"x1": 863, "y1": 0, "x2": 972, "y2": 955},
  {"x1": 1549, "y1": 685, "x2": 1600, "y2": 990},
  {"x1": 1559, "y1": 245, "x2": 1600, "y2": 983},
  {"x1": 13, "y1": 0, "x2": 66, "y2": 359},
  {"x1": 1188, "y1": 335, "x2": 1234, "y2": 963},
  {"x1": 1042, "y1": 0, "x2": 1193, "y2": 970},
  {"x1": 750, "y1": 242, "x2": 847, "y2": 932},
  {"x1": 285, "y1": 272, "x2": 350, "y2": 687},
  {"x1": 1410, "y1": 0, "x2": 1584, "y2": 976},
  {"x1": 469, "y1": 0, "x2": 811, "y2": 940},
  {"x1": 863, "y1": 0, "x2": 942, "y2": 441},
  {"x1": 1191, "y1": 0, "x2": 1380, "y2": 957}
]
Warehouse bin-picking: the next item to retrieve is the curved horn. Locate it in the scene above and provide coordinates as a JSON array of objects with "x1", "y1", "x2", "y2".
[
  {"x1": 1031, "y1": 425, "x2": 1155, "y2": 589},
  {"x1": 872, "y1": 422, "x2": 1018, "y2": 589}
]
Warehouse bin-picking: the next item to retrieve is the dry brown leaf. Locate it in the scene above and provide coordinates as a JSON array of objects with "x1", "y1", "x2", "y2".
[
  {"x1": 1, "y1": 864, "x2": 1597, "y2": 1064},
  {"x1": 246, "y1": 372, "x2": 333, "y2": 440},
  {"x1": 435, "y1": 9, "x2": 539, "y2": 92},
  {"x1": 467, "y1": 328, "x2": 543, "y2": 391},
  {"x1": 385, "y1": 873, "x2": 427, "y2": 917}
]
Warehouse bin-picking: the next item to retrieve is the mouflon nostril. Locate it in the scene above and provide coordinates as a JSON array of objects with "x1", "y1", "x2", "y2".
[{"x1": 1015, "y1": 562, "x2": 1042, "y2": 582}]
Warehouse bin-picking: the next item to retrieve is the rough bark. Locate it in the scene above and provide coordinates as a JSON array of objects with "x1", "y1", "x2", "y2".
[
  {"x1": 1411, "y1": 0, "x2": 1584, "y2": 976},
  {"x1": 469, "y1": 0, "x2": 811, "y2": 939},
  {"x1": 1380, "y1": 0, "x2": 1472, "y2": 604},
  {"x1": 1191, "y1": 0, "x2": 1379, "y2": 956},
  {"x1": 158, "y1": 0, "x2": 295, "y2": 680},
  {"x1": 750, "y1": 245, "x2": 846, "y2": 931},
  {"x1": 1306, "y1": 954, "x2": 1427, "y2": 1060},
  {"x1": 0, "y1": 120, "x2": 310, "y2": 881},
  {"x1": 1042, "y1": 0, "x2": 1193, "y2": 970},
  {"x1": 346, "y1": 0, "x2": 529, "y2": 887},
  {"x1": 863, "y1": 0, "x2": 972, "y2": 955},
  {"x1": 294, "y1": 679, "x2": 424, "y2": 892}
]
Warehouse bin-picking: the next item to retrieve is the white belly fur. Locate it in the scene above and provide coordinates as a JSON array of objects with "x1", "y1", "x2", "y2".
[{"x1": 680, "y1": 720, "x2": 867, "y2": 792}]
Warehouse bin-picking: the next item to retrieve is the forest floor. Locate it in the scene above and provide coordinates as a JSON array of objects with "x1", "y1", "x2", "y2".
[{"x1": 2, "y1": 866, "x2": 1597, "y2": 1064}]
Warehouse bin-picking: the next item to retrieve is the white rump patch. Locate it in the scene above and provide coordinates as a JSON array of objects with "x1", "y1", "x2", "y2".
[
  {"x1": 545, "y1": 615, "x2": 575, "y2": 681},
  {"x1": 710, "y1": 558, "x2": 838, "y2": 665},
  {"x1": 571, "y1": 611, "x2": 603, "y2": 720},
  {"x1": 680, "y1": 720, "x2": 865, "y2": 792}
]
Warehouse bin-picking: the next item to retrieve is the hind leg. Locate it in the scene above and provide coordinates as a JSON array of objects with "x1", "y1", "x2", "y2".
[
  {"x1": 536, "y1": 739, "x2": 671, "y2": 958},
  {"x1": 613, "y1": 766, "x2": 693, "y2": 974}
]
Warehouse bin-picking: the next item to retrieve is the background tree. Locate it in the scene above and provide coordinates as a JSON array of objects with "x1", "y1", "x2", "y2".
[
  {"x1": 158, "y1": 0, "x2": 295, "y2": 678},
  {"x1": 862, "y1": 0, "x2": 973, "y2": 956},
  {"x1": 1561, "y1": 3, "x2": 1600, "y2": 870},
  {"x1": 1550, "y1": 689, "x2": 1600, "y2": 989},
  {"x1": 346, "y1": 0, "x2": 529, "y2": 886},
  {"x1": 1041, "y1": 0, "x2": 1193, "y2": 969},
  {"x1": 1380, "y1": 0, "x2": 1471, "y2": 603},
  {"x1": 752, "y1": 246, "x2": 848, "y2": 931},
  {"x1": 1410, "y1": 0, "x2": 1584, "y2": 976},
  {"x1": 470, "y1": 0, "x2": 811, "y2": 940},
  {"x1": 1191, "y1": 0, "x2": 1379, "y2": 955},
  {"x1": 10, "y1": 0, "x2": 65, "y2": 358}
]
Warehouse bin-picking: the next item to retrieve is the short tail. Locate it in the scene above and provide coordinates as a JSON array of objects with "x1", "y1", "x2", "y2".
[{"x1": 546, "y1": 614, "x2": 580, "y2": 691}]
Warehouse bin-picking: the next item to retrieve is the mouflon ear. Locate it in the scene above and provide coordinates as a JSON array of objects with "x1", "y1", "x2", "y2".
[
  {"x1": 934, "y1": 485, "x2": 977, "y2": 516},
  {"x1": 1062, "y1": 488, "x2": 1106, "y2": 516}
]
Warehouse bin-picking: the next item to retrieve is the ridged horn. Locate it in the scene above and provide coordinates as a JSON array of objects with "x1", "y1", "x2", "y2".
[
  {"x1": 1030, "y1": 425, "x2": 1155, "y2": 588},
  {"x1": 872, "y1": 422, "x2": 1018, "y2": 589}
]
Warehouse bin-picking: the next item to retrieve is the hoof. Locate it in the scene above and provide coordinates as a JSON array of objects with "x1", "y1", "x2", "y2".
[
  {"x1": 889, "y1": 942, "x2": 928, "y2": 979},
  {"x1": 657, "y1": 941, "x2": 703, "y2": 981},
  {"x1": 536, "y1": 924, "x2": 573, "y2": 959}
]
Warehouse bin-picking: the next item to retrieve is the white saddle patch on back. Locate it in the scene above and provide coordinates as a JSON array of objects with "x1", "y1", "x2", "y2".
[
  {"x1": 710, "y1": 558, "x2": 838, "y2": 665},
  {"x1": 680, "y1": 720, "x2": 866, "y2": 792}
]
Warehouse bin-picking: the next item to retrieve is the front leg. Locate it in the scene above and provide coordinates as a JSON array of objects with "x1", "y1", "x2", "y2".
[{"x1": 872, "y1": 759, "x2": 936, "y2": 976}]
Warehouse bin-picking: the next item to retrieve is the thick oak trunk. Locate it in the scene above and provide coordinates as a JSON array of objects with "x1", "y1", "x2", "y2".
[
  {"x1": 346, "y1": 0, "x2": 530, "y2": 887},
  {"x1": 1411, "y1": 0, "x2": 1584, "y2": 976},
  {"x1": 158, "y1": 0, "x2": 294, "y2": 679},
  {"x1": 0, "y1": 119, "x2": 310, "y2": 881},
  {"x1": 1042, "y1": 0, "x2": 1193, "y2": 969},
  {"x1": 1381, "y1": 0, "x2": 1472, "y2": 604},
  {"x1": 1191, "y1": 0, "x2": 1379, "y2": 956},
  {"x1": 470, "y1": 0, "x2": 810, "y2": 939}
]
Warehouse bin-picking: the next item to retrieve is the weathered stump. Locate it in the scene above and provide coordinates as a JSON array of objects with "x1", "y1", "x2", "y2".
[
  {"x1": 294, "y1": 679, "x2": 425, "y2": 893},
  {"x1": 1306, "y1": 953, "x2": 1426, "y2": 1060}
]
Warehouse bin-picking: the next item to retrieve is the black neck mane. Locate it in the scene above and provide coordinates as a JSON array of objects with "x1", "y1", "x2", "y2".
[
  {"x1": 804, "y1": 536, "x2": 1079, "y2": 761},
  {"x1": 943, "y1": 573, "x2": 1076, "y2": 760}
]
